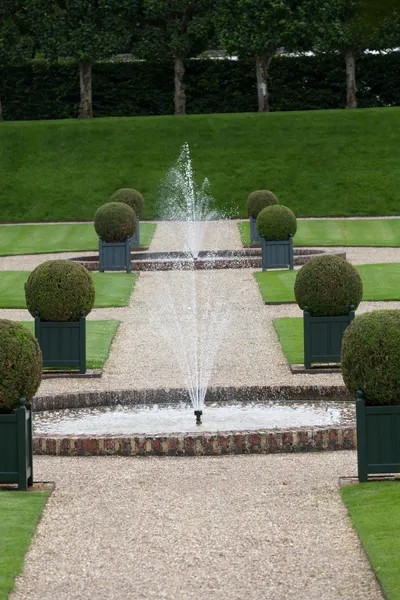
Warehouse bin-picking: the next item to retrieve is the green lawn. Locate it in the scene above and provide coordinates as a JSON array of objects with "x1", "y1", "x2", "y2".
[
  {"x1": 342, "y1": 482, "x2": 400, "y2": 600},
  {"x1": 0, "y1": 272, "x2": 136, "y2": 308},
  {"x1": 0, "y1": 491, "x2": 48, "y2": 599},
  {"x1": 255, "y1": 263, "x2": 400, "y2": 304},
  {"x1": 238, "y1": 218, "x2": 400, "y2": 247},
  {"x1": 0, "y1": 222, "x2": 156, "y2": 256},
  {"x1": 273, "y1": 318, "x2": 303, "y2": 364},
  {"x1": 1, "y1": 109, "x2": 400, "y2": 222},
  {"x1": 21, "y1": 320, "x2": 119, "y2": 369}
]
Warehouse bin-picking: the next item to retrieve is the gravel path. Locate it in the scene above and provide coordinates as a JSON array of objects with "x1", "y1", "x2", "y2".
[{"x1": 11, "y1": 453, "x2": 382, "y2": 600}]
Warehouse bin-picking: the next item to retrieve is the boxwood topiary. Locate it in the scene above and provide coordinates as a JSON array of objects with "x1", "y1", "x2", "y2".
[
  {"x1": 25, "y1": 260, "x2": 95, "y2": 322},
  {"x1": 256, "y1": 205, "x2": 297, "y2": 240},
  {"x1": 0, "y1": 320, "x2": 42, "y2": 413},
  {"x1": 341, "y1": 310, "x2": 400, "y2": 405},
  {"x1": 246, "y1": 190, "x2": 279, "y2": 218},
  {"x1": 110, "y1": 188, "x2": 144, "y2": 218},
  {"x1": 294, "y1": 255, "x2": 363, "y2": 317},
  {"x1": 94, "y1": 202, "x2": 136, "y2": 243}
]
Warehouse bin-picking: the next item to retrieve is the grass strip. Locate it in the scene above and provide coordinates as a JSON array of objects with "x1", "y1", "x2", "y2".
[
  {"x1": 0, "y1": 491, "x2": 48, "y2": 599},
  {"x1": 273, "y1": 317, "x2": 303, "y2": 364},
  {"x1": 342, "y1": 482, "x2": 400, "y2": 600}
]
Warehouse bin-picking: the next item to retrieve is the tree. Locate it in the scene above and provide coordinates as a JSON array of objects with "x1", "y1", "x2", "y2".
[
  {"x1": 216, "y1": 0, "x2": 320, "y2": 112},
  {"x1": 136, "y1": 0, "x2": 215, "y2": 115},
  {"x1": 27, "y1": 0, "x2": 135, "y2": 118}
]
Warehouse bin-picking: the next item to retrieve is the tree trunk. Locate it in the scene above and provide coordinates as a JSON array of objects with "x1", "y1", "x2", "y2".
[
  {"x1": 255, "y1": 54, "x2": 273, "y2": 112},
  {"x1": 345, "y1": 50, "x2": 357, "y2": 109},
  {"x1": 174, "y1": 56, "x2": 185, "y2": 115},
  {"x1": 0, "y1": 96, "x2": 3, "y2": 121},
  {"x1": 78, "y1": 61, "x2": 93, "y2": 119}
]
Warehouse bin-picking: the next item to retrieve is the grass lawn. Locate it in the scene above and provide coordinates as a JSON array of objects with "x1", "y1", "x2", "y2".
[
  {"x1": 255, "y1": 263, "x2": 400, "y2": 303},
  {"x1": 22, "y1": 320, "x2": 119, "y2": 369},
  {"x1": 237, "y1": 219, "x2": 400, "y2": 247},
  {"x1": 342, "y1": 482, "x2": 400, "y2": 600},
  {"x1": 0, "y1": 491, "x2": 48, "y2": 599},
  {"x1": 0, "y1": 222, "x2": 156, "y2": 256},
  {"x1": 0, "y1": 272, "x2": 136, "y2": 308},
  {"x1": 1, "y1": 109, "x2": 400, "y2": 222},
  {"x1": 273, "y1": 318, "x2": 303, "y2": 364}
]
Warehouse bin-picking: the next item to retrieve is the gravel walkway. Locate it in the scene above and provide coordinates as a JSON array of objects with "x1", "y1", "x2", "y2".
[{"x1": 11, "y1": 453, "x2": 382, "y2": 600}]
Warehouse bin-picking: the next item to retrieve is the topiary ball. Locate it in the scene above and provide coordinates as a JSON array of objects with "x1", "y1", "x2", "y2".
[
  {"x1": 0, "y1": 320, "x2": 42, "y2": 413},
  {"x1": 94, "y1": 202, "x2": 136, "y2": 243},
  {"x1": 25, "y1": 260, "x2": 95, "y2": 322},
  {"x1": 246, "y1": 190, "x2": 279, "y2": 218},
  {"x1": 294, "y1": 255, "x2": 362, "y2": 317},
  {"x1": 256, "y1": 205, "x2": 297, "y2": 240},
  {"x1": 342, "y1": 310, "x2": 400, "y2": 405},
  {"x1": 110, "y1": 188, "x2": 144, "y2": 218}
]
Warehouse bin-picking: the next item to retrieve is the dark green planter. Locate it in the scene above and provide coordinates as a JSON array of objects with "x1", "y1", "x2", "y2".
[
  {"x1": 129, "y1": 218, "x2": 140, "y2": 248},
  {"x1": 35, "y1": 312, "x2": 86, "y2": 373},
  {"x1": 98, "y1": 238, "x2": 132, "y2": 273},
  {"x1": 303, "y1": 308, "x2": 355, "y2": 369},
  {"x1": 356, "y1": 389, "x2": 400, "y2": 482},
  {"x1": 249, "y1": 217, "x2": 261, "y2": 244},
  {"x1": 0, "y1": 399, "x2": 33, "y2": 491},
  {"x1": 261, "y1": 235, "x2": 294, "y2": 271}
]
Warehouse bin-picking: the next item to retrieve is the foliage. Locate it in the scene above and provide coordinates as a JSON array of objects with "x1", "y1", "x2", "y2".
[
  {"x1": 0, "y1": 319, "x2": 42, "y2": 413},
  {"x1": 256, "y1": 205, "x2": 297, "y2": 240},
  {"x1": 24, "y1": 260, "x2": 95, "y2": 321},
  {"x1": 246, "y1": 190, "x2": 278, "y2": 218},
  {"x1": 0, "y1": 1, "x2": 33, "y2": 66},
  {"x1": 341, "y1": 310, "x2": 400, "y2": 405},
  {"x1": 110, "y1": 188, "x2": 144, "y2": 218},
  {"x1": 94, "y1": 201, "x2": 136, "y2": 242}
]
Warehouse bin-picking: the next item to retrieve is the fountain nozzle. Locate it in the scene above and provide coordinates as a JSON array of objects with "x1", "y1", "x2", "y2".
[{"x1": 194, "y1": 410, "x2": 202, "y2": 425}]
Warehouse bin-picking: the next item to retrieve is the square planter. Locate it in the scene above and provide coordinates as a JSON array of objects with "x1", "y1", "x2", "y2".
[
  {"x1": 303, "y1": 308, "x2": 355, "y2": 369},
  {"x1": 0, "y1": 400, "x2": 33, "y2": 491},
  {"x1": 249, "y1": 217, "x2": 261, "y2": 244},
  {"x1": 129, "y1": 218, "x2": 140, "y2": 248},
  {"x1": 35, "y1": 312, "x2": 86, "y2": 374},
  {"x1": 356, "y1": 389, "x2": 400, "y2": 482},
  {"x1": 261, "y1": 235, "x2": 294, "y2": 271},
  {"x1": 98, "y1": 238, "x2": 132, "y2": 273}
]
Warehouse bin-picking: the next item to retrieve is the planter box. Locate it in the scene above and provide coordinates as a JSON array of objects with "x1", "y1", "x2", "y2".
[
  {"x1": 0, "y1": 400, "x2": 33, "y2": 491},
  {"x1": 303, "y1": 308, "x2": 354, "y2": 369},
  {"x1": 35, "y1": 312, "x2": 86, "y2": 373},
  {"x1": 98, "y1": 238, "x2": 132, "y2": 273},
  {"x1": 356, "y1": 389, "x2": 400, "y2": 482},
  {"x1": 261, "y1": 235, "x2": 294, "y2": 271},
  {"x1": 129, "y1": 219, "x2": 140, "y2": 247},
  {"x1": 249, "y1": 217, "x2": 261, "y2": 244}
]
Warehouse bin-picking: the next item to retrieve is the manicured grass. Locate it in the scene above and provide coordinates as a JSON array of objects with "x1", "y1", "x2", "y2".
[
  {"x1": 0, "y1": 491, "x2": 48, "y2": 599},
  {"x1": 254, "y1": 263, "x2": 400, "y2": 303},
  {"x1": 342, "y1": 482, "x2": 400, "y2": 600},
  {"x1": 0, "y1": 272, "x2": 136, "y2": 308},
  {"x1": 21, "y1": 320, "x2": 119, "y2": 369},
  {"x1": 0, "y1": 222, "x2": 156, "y2": 256},
  {"x1": 237, "y1": 218, "x2": 400, "y2": 247},
  {"x1": 273, "y1": 318, "x2": 303, "y2": 364},
  {"x1": 1, "y1": 109, "x2": 400, "y2": 222}
]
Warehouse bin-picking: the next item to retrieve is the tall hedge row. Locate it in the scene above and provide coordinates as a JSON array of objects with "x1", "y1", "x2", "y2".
[{"x1": 0, "y1": 53, "x2": 399, "y2": 121}]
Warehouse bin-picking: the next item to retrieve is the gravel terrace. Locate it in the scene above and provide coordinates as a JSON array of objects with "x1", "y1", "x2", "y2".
[{"x1": 11, "y1": 453, "x2": 383, "y2": 600}]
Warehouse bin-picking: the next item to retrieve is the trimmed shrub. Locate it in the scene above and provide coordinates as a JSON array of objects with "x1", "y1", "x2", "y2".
[
  {"x1": 246, "y1": 190, "x2": 279, "y2": 218},
  {"x1": 94, "y1": 202, "x2": 136, "y2": 243},
  {"x1": 256, "y1": 205, "x2": 297, "y2": 240},
  {"x1": 342, "y1": 310, "x2": 400, "y2": 405},
  {"x1": 25, "y1": 260, "x2": 95, "y2": 322},
  {"x1": 0, "y1": 320, "x2": 42, "y2": 413},
  {"x1": 294, "y1": 255, "x2": 363, "y2": 317},
  {"x1": 110, "y1": 188, "x2": 144, "y2": 218}
]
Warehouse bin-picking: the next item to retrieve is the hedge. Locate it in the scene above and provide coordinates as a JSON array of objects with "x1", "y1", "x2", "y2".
[{"x1": 0, "y1": 53, "x2": 399, "y2": 120}]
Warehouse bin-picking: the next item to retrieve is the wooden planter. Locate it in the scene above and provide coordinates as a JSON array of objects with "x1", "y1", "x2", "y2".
[
  {"x1": 98, "y1": 238, "x2": 132, "y2": 273},
  {"x1": 356, "y1": 389, "x2": 400, "y2": 482},
  {"x1": 303, "y1": 307, "x2": 355, "y2": 369},
  {"x1": 35, "y1": 312, "x2": 86, "y2": 373},
  {"x1": 0, "y1": 399, "x2": 33, "y2": 491},
  {"x1": 249, "y1": 216, "x2": 261, "y2": 244},
  {"x1": 129, "y1": 219, "x2": 140, "y2": 248},
  {"x1": 261, "y1": 235, "x2": 294, "y2": 271}
]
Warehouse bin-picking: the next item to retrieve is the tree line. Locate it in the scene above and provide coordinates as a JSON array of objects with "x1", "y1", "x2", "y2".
[{"x1": 0, "y1": 0, "x2": 399, "y2": 120}]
